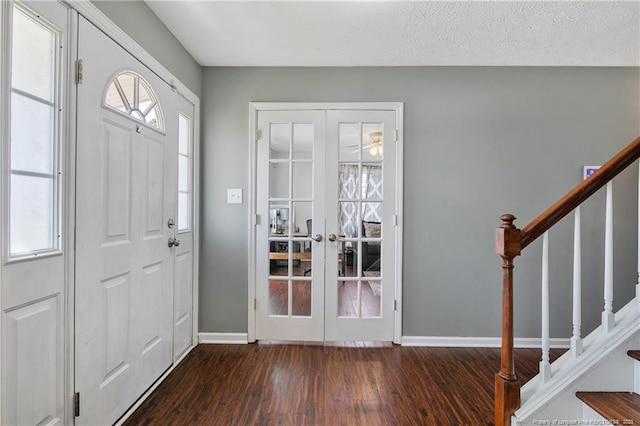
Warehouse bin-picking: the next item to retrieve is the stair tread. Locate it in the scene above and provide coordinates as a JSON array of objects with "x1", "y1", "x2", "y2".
[
  {"x1": 628, "y1": 350, "x2": 640, "y2": 361},
  {"x1": 576, "y1": 392, "x2": 640, "y2": 422}
]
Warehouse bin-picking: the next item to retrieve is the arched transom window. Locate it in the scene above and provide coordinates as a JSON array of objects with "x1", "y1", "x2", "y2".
[{"x1": 103, "y1": 71, "x2": 164, "y2": 131}]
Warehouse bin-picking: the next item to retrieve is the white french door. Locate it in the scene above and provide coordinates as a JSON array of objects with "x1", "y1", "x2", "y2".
[
  {"x1": 256, "y1": 111, "x2": 326, "y2": 341},
  {"x1": 74, "y1": 17, "x2": 178, "y2": 425},
  {"x1": 254, "y1": 106, "x2": 399, "y2": 342},
  {"x1": 325, "y1": 110, "x2": 396, "y2": 341}
]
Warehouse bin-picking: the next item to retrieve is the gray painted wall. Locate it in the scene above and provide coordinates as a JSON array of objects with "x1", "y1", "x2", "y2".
[
  {"x1": 91, "y1": 0, "x2": 201, "y2": 97},
  {"x1": 200, "y1": 67, "x2": 639, "y2": 339}
]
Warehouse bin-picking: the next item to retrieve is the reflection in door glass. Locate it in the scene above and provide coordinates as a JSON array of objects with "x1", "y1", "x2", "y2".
[
  {"x1": 362, "y1": 164, "x2": 382, "y2": 200},
  {"x1": 338, "y1": 281, "x2": 358, "y2": 318},
  {"x1": 292, "y1": 123, "x2": 313, "y2": 160},
  {"x1": 292, "y1": 161, "x2": 312, "y2": 199},
  {"x1": 268, "y1": 240, "x2": 290, "y2": 277},
  {"x1": 361, "y1": 278, "x2": 381, "y2": 318},
  {"x1": 338, "y1": 123, "x2": 360, "y2": 162},
  {"x1": 269, "y1": 162, "x2": 289, "y2": 199},
  {"x1": 270, "y1": 123, "x2": 290, "y2": 159},
  {"x1": 269, "y1": 279, "x2": 288, "y2": 316},
  {"x1": 362, "y1": 123, "x2": 384, "y2": 161},
  {"x1": 292, "y1": 280, "x2": 311, "y2": 316}
]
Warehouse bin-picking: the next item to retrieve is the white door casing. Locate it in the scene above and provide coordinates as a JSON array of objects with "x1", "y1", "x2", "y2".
[
  {"x1": 1, "y1": 1, "x2": 71, "y2": 424},
  {"x1": 74, "y1": 17, "x2": 177, "y2": 425},
  {"x1": 251, "y1": 103, "x2": 403, "y2": 343}
]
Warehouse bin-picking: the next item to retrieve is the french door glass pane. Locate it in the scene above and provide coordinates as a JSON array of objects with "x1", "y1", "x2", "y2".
[
  {"x1": 269, "y1": 162, "x2": 289, "y2": 199},
  {"x1": 292, "y1": 123, "x2": 312, "y2": 160},
  {"x1": 292, "y1": 243, "x2": 311, "y2": 278},
  {"x1": 292, "y1": 280, "x2": 311, "y2": 316},
  {"x1": 12, "y1": 8, "x2": 55, "y2": 102},
  {"x1": 338, "y1": 123, "x2": 360, "y2": 161},
  {"x1": 361, "y1": 278, "x2": 381, "y2": 318},
  {"x1": 362, "y1": 164, "x2": 383, "y2": 200},
  {"x1": 270, "y1": 123, "x2": 290, "y2": 159},
  {"x1": 292, "y1": 162, "x2": 312, "y2": 199},
  {"x1": 11, "y1": 93, "x2": 54, "y2": 174},
  {"x1": 269, "y1": 279, "x2": 288, "y2": 316},
  {"x1": 10, "y1": 175, "x2": 54, "y2": 254},
  {"x1": 362, "y1": 123, "x2": 384, "y2": 161},
  {"x1": 338, "y1": 281, "x2": 358, "y2": 318},
  {"x1": 338, "y1": 164, "x2": 359, "y2": 200}
]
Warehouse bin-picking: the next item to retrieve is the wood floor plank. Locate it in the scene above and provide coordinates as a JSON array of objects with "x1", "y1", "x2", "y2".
[
  {"x1": 576, "y1": 392, "x2": 640, "y2": 422},
  {"x1": 124, "y1": 344, "x2": 563, "y2": 425}
]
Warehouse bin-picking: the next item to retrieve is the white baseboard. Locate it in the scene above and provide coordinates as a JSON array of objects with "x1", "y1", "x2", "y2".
[
  {"x1": 198, "y1": 332, "x2": 249, "y2": 344},
  {"x1": 401, "y1": 336, "x2": 570, "y2": 348}
]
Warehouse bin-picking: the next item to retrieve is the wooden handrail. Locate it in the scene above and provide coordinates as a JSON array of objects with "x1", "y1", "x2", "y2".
[
  {"x1": 521, "y1": 136, "x2": 640, "y2": 249},
  {"x1": 495, "y1": 135, "x2": 640, "y2": 426}
]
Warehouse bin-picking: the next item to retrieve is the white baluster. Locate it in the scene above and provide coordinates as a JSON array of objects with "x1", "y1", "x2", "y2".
[
  {"x1": 571, "y1": 207, "x2": 583, "y2": 357},
  {"x1": 540, "y1": 231, "x2": 551, "y2": 383},
  {"x1": 602, "y1": 181, "x2": 615, "y2": 332}
]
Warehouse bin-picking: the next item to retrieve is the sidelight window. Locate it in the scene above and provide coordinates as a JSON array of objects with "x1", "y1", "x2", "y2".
[
  {"x1": 8, "y1": 5, "x2": 61, "y2": 256},
  {"x1": 177, "y1": 113, "x2": 192, "y2": 231}
]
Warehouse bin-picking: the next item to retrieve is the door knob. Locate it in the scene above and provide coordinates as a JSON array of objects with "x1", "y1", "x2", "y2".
[
  {"x1": 311, "y1": 234, "x2": 323, "y2": 242},
  {"x1": 168, "y1": 237, "x2": 181, "y2": 248},
  {"x1": 328, "y1": 233, "x2": 337, "y2": 242}
]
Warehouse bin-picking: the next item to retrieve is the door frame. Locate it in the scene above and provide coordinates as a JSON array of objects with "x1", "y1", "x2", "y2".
[{"x1": 248, "y1": 102, "x2": 404, "y2": 344}]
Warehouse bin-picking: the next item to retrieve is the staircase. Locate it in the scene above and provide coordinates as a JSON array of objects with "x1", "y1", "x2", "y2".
[{"x1": 493, "y1": 136, "x2": 640, "y2": 425}]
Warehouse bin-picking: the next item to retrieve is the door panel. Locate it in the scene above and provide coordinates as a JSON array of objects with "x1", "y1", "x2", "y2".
[
  {"x1": 325, "y1": 110, "x2": 396, "y2": 341},
  {"x1": 256, "y1": 111, "x2": 326, "y2": 341},
  {"x1": 3, "y1": 296, "x2": 60, "y2": 426},
  {"x1": 75, "y1": 17, "x2": 176, "y2": 425},
  {"x1": 1, "y1": 1, "x2": 70, "y2": 424}
]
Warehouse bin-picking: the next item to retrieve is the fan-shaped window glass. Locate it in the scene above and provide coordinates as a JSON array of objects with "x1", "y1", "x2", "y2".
[{"x1": 103, "y1": 71, "x2": 164, "y2": 131}]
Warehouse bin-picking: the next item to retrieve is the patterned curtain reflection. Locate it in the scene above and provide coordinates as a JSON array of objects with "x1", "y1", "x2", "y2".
[
  {"x1": 338, "y1": 164, "x2": 382, "y2": 237},
  {"x1": 363, "y1": 165, "x2": 382, "y2": 222}
]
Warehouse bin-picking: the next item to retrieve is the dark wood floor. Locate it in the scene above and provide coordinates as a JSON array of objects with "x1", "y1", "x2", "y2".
[{"x1": 124, "y1": 343, "x2": 564, "y2": 425}]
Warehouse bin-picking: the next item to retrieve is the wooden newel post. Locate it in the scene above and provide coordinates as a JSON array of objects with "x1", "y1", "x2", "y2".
[{"x1": 495, "y1": 214, "x2": 522, "y2": 426}]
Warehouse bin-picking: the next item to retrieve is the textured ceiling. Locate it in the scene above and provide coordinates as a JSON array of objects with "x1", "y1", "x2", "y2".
[{"x1": 145, "y1": 1, "x2": 640, "y2": 67}]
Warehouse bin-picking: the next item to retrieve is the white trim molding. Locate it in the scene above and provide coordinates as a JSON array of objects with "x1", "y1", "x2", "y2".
[
  {"x1": 401, "y1": 336, "x2": 571, "y2": 348},
  {"x1": 198, "y1": 332, "x2": 249, "y2": 345}
]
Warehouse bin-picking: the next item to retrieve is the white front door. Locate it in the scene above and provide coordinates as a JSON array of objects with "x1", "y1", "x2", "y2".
[
  {"x1": 74, "y1": 17, "x2": 177, "y2": 425},
  {"x1": 254, "y1": 107, "x2": 398, "y2": 342},
  {"x1": 1, "y1": 2, "x2": 71, "y2": 424}
]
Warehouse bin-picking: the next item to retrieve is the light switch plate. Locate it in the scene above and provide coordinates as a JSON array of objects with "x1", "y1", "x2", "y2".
[{"x1": 227, "y1": 188, "x2": 243, "y2": 204}]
